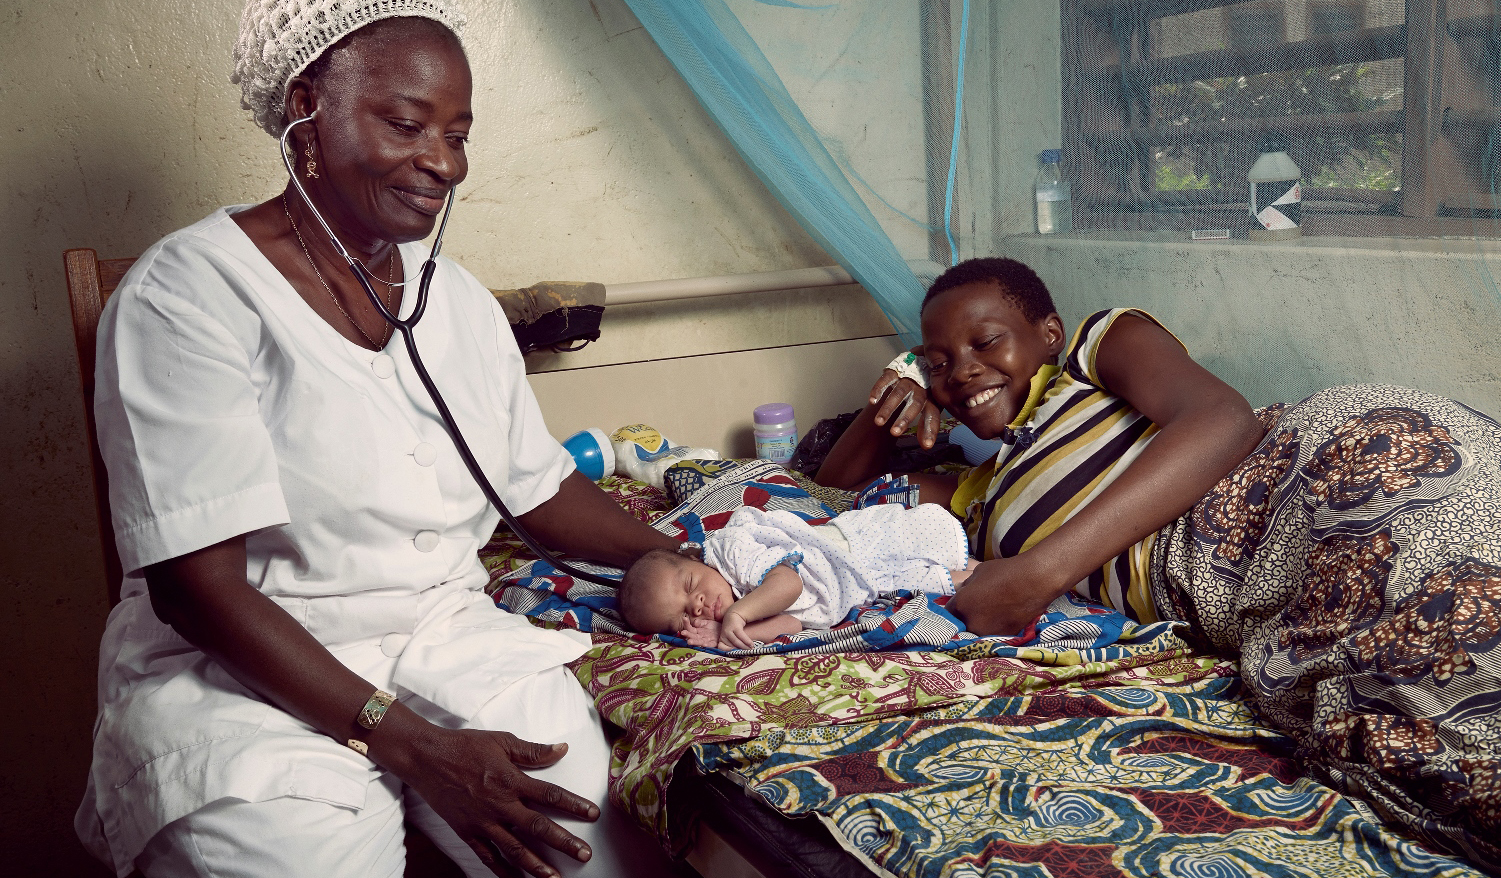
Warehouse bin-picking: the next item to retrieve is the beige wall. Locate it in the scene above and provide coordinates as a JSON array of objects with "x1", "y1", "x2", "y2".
[{"x1": 0, "y1": 0, "x2": 906, "y2": 871}]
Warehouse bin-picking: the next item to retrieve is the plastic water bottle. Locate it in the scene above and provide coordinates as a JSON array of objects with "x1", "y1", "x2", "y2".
[
  {"x1": 607, "y1": 424, "x2": 719, "y2": 488},
  {"x1": 753, "y1": 403, "x2": 798, "y2": 465},
  {"x1": 1248, "y1": 132, "x2": 1301, "y2": 241},
  {"x1": 1035, "y1": 149, "x2": 1072, "y2": 234}
]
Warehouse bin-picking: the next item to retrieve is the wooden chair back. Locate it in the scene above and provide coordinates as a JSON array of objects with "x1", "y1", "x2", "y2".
[{"x1": 64, "y1": 249, "x2": 138, "y2": 606}]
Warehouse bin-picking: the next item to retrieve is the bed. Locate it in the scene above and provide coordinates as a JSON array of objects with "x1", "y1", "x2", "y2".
[{"x1": 479, "y1": 459, "x2": 1489, "y2": 878}]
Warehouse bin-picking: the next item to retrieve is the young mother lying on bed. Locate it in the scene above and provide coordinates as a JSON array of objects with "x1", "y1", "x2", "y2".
[{"x1": 815, "y1": 257, "x2": 1501, "y2": 872}]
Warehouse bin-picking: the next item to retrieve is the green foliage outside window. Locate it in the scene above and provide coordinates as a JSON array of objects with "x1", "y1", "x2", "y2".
[{"x1": 1149, "y1": 62, "x2": 1402, "y2": 194}]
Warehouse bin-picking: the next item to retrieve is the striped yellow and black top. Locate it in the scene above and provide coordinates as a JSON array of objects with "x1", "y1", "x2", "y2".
[{"x1": 949, "y1": 308, "x2": 1181, "y2": 623}]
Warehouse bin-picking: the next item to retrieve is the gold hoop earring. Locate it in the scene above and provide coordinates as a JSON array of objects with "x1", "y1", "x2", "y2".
[{"x1": 304, "y1": 142, "x2": 319, "y2": 179}]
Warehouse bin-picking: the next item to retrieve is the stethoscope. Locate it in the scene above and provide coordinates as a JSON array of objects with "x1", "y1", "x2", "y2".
[{"x1": 280, "y1": 113, "x2": 618, "y2": 587}]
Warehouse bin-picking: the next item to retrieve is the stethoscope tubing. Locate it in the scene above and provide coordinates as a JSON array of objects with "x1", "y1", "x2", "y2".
[{"x1": 279, "y1": 114, "x2": 619, "y2": 587}]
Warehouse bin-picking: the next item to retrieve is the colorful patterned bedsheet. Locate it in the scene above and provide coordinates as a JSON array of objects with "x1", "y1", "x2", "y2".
[
  {"x1": 574, "y1": 629, "x2": 1482, "y2": 877},
  {"x1": 480, "y1": 464, "x2": 1488, "y2": 877},
  {"x1": 694, "y1": 683, "x2": 1481, "y2": 878}
]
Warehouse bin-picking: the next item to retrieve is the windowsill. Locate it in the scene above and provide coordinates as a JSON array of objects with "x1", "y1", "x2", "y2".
[
  {"x1": 1062, "y1": 210, "x2": 1501, "y2": 242},
  {"x1": 1003, "y1": 229, "x2": 1501, "y2": 256}
]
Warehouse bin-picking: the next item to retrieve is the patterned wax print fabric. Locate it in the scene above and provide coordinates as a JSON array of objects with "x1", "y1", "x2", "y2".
[
  {"x1": 1152, "y1": 384, "x2": 1501, "y2": 871},
  {"x1": 490, "y1": 460, "x2": 1129, "y2": 655},
  {"x1": 703, "y1": 503, "x2": 970, "y2": 628},
  {"x1": 691, "y1": 675, "x2": 1486, "y2": 878},
  {"x1": 576, "y1": 607, "x2": 1242, "y2": 852},
  {"x1": 952, "y1": 308, "x2": 1176, "y2": 623}
]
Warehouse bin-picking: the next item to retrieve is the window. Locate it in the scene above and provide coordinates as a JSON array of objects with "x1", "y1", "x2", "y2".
[{"x1": 1061, "y1": 0, "x2": 1501, "y2": 235}]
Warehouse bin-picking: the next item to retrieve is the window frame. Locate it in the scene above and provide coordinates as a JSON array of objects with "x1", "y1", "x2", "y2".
[{"x1": 1060, "y1": 0, "x2": 1500, "y2": 237}]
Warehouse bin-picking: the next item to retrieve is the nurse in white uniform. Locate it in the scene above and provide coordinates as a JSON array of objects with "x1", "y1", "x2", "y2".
[{"x1": 74, "y1": 3, "x2": 680, "y2": 876}]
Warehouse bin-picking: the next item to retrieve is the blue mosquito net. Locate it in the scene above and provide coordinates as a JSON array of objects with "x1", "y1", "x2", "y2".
[{"x1": 620, "y1": 0, "x2": 933, "y2": 347}]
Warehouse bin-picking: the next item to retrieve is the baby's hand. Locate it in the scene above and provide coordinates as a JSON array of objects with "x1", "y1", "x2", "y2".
[
  {"x1": 717, "y1": 611, "x2": 756, "y2": 651},
  {"x1": 680, "y1": 616, "x2": 721, "y2": 648}
]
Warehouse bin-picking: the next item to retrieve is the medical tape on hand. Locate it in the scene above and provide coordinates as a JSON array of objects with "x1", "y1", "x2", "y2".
[{"x1": 885, "y1": 351, "x2": 931, "y2": 389}]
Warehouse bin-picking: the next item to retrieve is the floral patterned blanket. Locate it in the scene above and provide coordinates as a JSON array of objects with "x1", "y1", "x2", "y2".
[
  {"x1": 569, "y1": 624, "x2": 1483, "y2": 877},
  {"x1": 574, "y1": 624, "x2": 1229, "y2": 841},
  {"x1": 691, "y1": 675, "x2": 1483, "y2": 878}
]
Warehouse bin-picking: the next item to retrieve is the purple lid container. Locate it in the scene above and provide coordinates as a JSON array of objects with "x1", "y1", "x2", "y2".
[{"x1": 753, "y1": 402, "x2": 795, "y2": 425}]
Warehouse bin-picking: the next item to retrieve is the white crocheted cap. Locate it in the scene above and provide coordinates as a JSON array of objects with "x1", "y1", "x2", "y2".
[{"x1": 232, "y1": 0, "x2": 467, "y2": 137}]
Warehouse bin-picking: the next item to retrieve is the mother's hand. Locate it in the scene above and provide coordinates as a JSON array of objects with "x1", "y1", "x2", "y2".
[
  {"x1": 396, "y1": 724, "x2": 599, "y2": 878},
  {"x1": 866, "y1": 369, "x2": 943, "y2": 450},
  {"x1": 815, "y1": 357, "x2": 947, "y2": 492},
  {"x1": 947, "y1": 552, "x2": 1065, "y2": 638}
]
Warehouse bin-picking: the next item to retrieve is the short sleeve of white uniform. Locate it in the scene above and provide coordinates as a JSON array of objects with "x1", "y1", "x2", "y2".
[{"x1": 96, "y1": 241, "x2": 290, "y2": 575}]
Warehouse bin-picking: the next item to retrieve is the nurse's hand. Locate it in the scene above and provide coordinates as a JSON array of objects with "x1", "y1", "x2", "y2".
[
  {"x1": 144, "y1": 540, "x2": 599, "y2": 878},
  {"x1": 395, "y1": 721, "x2": 599, "y2": 878}
]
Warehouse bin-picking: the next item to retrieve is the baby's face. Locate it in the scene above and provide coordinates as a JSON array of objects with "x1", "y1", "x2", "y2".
[{"x1": 648, "y1": 557, "x2": 736, "y2": 636}]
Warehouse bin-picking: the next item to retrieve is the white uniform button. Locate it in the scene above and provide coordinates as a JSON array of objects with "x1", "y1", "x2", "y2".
[
  {"x1": 414, "y1": 530, "x2": 440, "y2": 553},
  {"x1": 380, "y1": 633, "x2": 410, "y2": 657},
  {"x1": 371, "y1": 354, "x2": 396, "y2": 378},
  {"x1": 413, "y1": 442, "x2": 438, "y2": 467}
]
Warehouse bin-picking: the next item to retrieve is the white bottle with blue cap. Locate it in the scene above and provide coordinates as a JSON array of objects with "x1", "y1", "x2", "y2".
[{"x1": 1035, "y1": 149, "x2": 1072, "y2": 234}]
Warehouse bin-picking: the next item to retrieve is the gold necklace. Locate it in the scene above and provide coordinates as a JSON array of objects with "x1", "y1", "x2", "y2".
[
  {"x1": 281, "y1": 194, "x2": 395, "y2": 349},
  {"x1": 350, "y1": 250, "x2": 401, "y2": 287}
]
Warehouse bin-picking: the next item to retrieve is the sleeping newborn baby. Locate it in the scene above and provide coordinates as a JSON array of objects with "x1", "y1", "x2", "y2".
[{"x1": 619, "y1": 504, "x2": 978, "y2": 650}]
